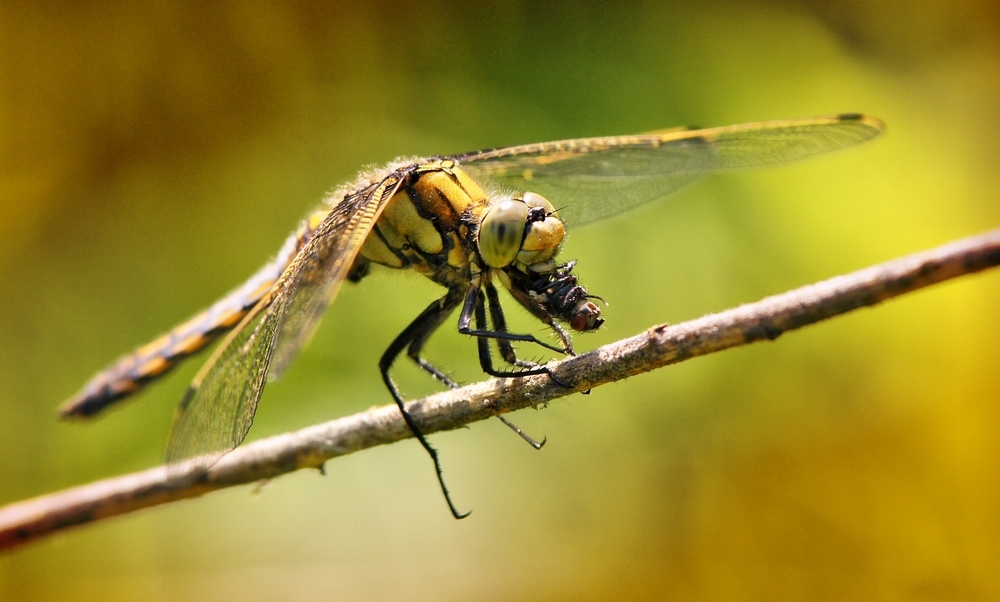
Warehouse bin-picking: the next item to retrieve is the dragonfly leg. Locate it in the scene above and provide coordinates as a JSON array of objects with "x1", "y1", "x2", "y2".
[
  {"x1": 485, "y1": 283, "x2": 533, "y2": 367},
  {"x1": 506, "y1": 287, "x2": 575, "y2": 356},
  {"x1": 486, "y1": 282, "x2": 573, "y2": 366},
  {"x1": 483, "y1": 288, "x2": 549, "y2": 449},
  {"x1": 405, "y1": 296, "x2": 461, "y2": 389},
  {"x1": 380, "y1": 291, "x2": 469, "y2": 519},
  {"x1": 404, "y1": 288, "x2": 544, "y2": 449},
  {"x1": 458, "y1": 283, "x2": 572, "y2": 391},
  {"x1": 457, "y1": 282, "x2": 568, "y2": 358},
  {"x1": 471, "y1": 288, "x2": 547, "y2": 448},
  {"x1": 495, "y1": 415, "x2": 546, "y2": 449}
]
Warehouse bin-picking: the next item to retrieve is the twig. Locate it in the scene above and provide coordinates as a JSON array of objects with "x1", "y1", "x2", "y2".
[{"x1": 3, "y1": 229, "x2": 999, "y2": 551}]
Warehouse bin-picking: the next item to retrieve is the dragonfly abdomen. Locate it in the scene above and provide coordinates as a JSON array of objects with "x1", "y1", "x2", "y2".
[{"x1": 60, "y1": 209, "x2": 329, "y2": 418}]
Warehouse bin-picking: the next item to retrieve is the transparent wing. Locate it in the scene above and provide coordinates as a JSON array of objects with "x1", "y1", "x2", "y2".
[
  {"x1": 164, "y1": 171, "x2": 407, "y2": 478},
  {"x1": 165, "y1": 297, "x2": 278, "y2": 479},
  {"x1": 452, "y1": 114, "x2": 884, "y2": 226},
  {"x1": 268, "y1": 172, "x2": 407, "y2": 378}
]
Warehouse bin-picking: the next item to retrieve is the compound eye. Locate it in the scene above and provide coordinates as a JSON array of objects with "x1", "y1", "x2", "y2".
[
  {"x1": 522, "y1": 191, "x2": 555, "y2": 214},
  {"x1": 571, "y1": 301, "x2": 602, "y2": 331},
  {"x1": 479, "y1": 199, "x2": 529, "y2": 268}
]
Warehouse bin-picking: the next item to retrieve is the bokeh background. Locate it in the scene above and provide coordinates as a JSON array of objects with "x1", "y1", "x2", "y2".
[{"x1": 2, "y1": 0, "x2": 999, "y2": 600}]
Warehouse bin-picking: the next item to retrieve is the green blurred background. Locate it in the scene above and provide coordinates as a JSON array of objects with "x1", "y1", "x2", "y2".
[{"x1": 2, "y1": 0, "x2": 999, "y2": 599}]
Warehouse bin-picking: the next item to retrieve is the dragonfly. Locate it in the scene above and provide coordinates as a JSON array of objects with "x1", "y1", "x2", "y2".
[{"x1": 61, "y1": 113, "x2": 884, "y2": 518}]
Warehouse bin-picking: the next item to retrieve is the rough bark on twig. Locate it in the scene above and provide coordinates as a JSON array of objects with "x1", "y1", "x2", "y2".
[{"x1": 2, "y1": 229, "x2": 999, "y2": 551}]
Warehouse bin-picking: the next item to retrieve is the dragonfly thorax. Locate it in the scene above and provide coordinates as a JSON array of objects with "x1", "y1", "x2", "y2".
[
  {"x1": 356, "y1": 161, "x2": 486, "y2": 288},
  {"x1": 353, "y1": 162, "x2": 601, "y2": 333}
]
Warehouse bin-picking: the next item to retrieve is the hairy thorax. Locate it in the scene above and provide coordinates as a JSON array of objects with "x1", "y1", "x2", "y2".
[{"x1": 358, "y1": 161, "x2": 495, "y2": 289}]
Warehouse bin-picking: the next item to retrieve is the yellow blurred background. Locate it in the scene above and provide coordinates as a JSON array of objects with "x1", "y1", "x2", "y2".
[{"x1": 2, "y1": 0, "x2": 999, "y2": 599}]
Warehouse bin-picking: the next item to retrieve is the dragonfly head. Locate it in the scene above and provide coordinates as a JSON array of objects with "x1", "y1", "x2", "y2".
[
  {"x1": 477, "y1": 192, "x2": 604, "y2": 331},
  {"x1": 479, "y1": 192, "x2": 603, "y2": 332},
  {"x1": 477, "y1": 192, "x2": 565, "y2": 272}
]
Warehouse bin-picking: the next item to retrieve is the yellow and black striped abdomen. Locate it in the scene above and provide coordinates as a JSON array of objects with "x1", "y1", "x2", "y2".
[
  {"x1": 63, "y1": 162, "x2": 488, "y2": 418},
  {"x1": 60, "y1": 210, "x2": 329, "y2": 418},
  {"x1": 359, "y1": 161, "x2": 488, "y2": 286}
]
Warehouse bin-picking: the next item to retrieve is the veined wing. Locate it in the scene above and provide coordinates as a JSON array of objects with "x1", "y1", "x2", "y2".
[
  {"x1": 165, "y1": 170, "x2": 408, "y2": 478},
  {"x1": 268, "y1": 170, "x2": 408, "y2": 378},
  {"x1": 59, "y1": 216, "x2": 316, "y2": 419},
  {"x1": 452, "y1": 114, "x2": 884, "y2": 226}
]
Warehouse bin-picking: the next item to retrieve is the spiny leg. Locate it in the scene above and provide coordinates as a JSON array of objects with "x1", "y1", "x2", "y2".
[
  {"x1": 506, "y1": 286, "x2": 576, "y2": 357},
  {"x1": 457, "y1": 281, "x2": 567, "y2": 367},
  {"x1": 463, "y1": 283, "x2": 572, "y2": 389},
  {"x1": 485, "y1": 283, "x2": 544, "y2": 369},
  {"x1": 403, "y1": 287, "x2": 543, "y2": 449},
  {"x1": 379, "y1": 293, "x2": 469, "y2": 519},
  {"x1": 476, "y1": 285, "x2": 547, "y2": 449},
  {"x1": 406, "y1": 294, "x2": 462, "y2": 389}
]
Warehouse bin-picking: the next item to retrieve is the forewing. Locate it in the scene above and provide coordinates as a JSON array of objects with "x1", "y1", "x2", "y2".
[
  {"x1": 268, "y1": 171, "x2": 407, "y2": 379},
  {"x1": 453, "y1": 114, "x2": 884, "y2": 226},
  {"x1": 165, "y1": 170, "x2": 407, "y2": 479}
]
